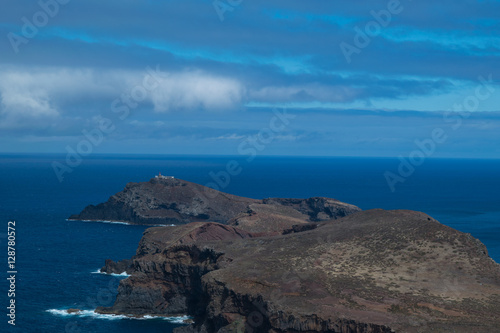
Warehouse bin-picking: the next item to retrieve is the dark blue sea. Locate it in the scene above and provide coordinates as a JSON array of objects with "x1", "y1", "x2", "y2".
[{"x1": 1, "y1": 154, "x2": 499, "y2": 333}]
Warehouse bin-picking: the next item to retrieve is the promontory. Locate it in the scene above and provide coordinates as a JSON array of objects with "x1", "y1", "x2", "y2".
[{"x1": 71, "y1": 177, "x2": 500, "y2": 332}]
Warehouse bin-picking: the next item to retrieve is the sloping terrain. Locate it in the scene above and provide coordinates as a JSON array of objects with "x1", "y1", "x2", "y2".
[{"x1": 97, "y1": 209, "x2": 500, "y2": 332}]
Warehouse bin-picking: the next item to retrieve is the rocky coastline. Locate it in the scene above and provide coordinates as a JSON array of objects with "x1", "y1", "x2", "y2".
[{"x1": 72, "y1": 178, "x2": 500, "y2": 332}]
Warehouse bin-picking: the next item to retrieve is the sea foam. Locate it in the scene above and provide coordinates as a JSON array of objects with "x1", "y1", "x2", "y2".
[
  {"x1": 67, "y1": 219, "x2": 131, "y2": 225},
  {"x1": 91, "y1": 269, "x2": 131, "y2": 277},
  {"x1": 67, "y1": 219, "x2": 177, "y2": 227},
  {"x1": 46, "y1": 309, "x2": 191, "y2": 323}
]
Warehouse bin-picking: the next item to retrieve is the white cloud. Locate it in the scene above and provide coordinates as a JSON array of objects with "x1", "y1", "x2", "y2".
[
  {"x1": 0, "y1": 67, "x2": 121, "y2": 120},
  {"x1": 0, "y1": 66, "x2": 368, "y2": 125},
  {"x1": 0, "y1": 67, "x2": 246, "y2": 122},
  {"x1": 0, "y1": 71, "x2": 59, "y2": 118},
  {"x1": 149, "y1": 71, "x2": 245, "y2": 112}
]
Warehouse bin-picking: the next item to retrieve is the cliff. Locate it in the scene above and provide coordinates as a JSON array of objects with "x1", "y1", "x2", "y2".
[
  {"x1": 69, "y1": 177, "x2": 361, "y2": 232},
  {"x1": 97, "y1": 209, "x2": 500, "y2": 332}
]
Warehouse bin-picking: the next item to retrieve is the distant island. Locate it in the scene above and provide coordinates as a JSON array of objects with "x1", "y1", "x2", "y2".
[{"x1": 71, "y1": 177, "x2": 500, "y2": 332}]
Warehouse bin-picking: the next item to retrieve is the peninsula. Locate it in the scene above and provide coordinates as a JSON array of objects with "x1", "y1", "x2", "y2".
[
  {"x1": 69, "y1": 176, "x2": 361, "y2": 233},
  {"x1": 71, "y1": 177, "x2": 500, "y2": 332}
]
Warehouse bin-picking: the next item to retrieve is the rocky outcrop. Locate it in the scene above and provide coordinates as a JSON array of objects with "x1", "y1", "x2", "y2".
[
  {"x1": 100, "y1": 259, "x2": 133, "y2": 275},
  {"x1": 69, "y1": 177, "x2": 361, "y2": 231},
  {"x1": 262, "y1": 197, "x2": 360, "y2": 221},
  {"x1": 97, "y1": 209, "x2": 500, "y2": 332},
  {"x1": 70, "y1": 177, "x2": 258, "y2": 225}
]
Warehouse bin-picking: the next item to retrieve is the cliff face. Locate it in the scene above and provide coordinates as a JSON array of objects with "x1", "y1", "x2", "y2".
[
  {"x1": 69, "y1": 177, "x2": 361, "y2": 231},
  {"x1": 97, "y1": 210, "x2": 500, "y2": 332},
  {"x1": 69, "y1": 178, "x2": 258, "y2": 225}
]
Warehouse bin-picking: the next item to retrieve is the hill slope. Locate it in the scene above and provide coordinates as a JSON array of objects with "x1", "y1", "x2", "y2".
[{"x1": 97, "y1": 209, "x2": 500, "y2": 332}]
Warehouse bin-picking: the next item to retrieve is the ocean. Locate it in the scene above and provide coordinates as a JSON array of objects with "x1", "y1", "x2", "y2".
[{"x1": 1, "y1": 154, "x2": 499, "y2": 333}]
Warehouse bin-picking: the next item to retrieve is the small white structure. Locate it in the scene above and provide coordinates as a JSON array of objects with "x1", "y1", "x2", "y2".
[{"x1": 155, "y1": 172, "x2": 174, "y2": 179}]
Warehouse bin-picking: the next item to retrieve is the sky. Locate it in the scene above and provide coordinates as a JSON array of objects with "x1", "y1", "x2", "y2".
[{"x1": 0, "y1": 0, "x2": 499, "y2": 158}]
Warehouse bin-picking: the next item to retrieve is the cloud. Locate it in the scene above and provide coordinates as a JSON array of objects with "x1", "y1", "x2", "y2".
[
  {"x1": 1, "y1": 0, "x2": 499, "y2": 156},
  {"x1": 150, "y1": 70, "x2": 245, "y2": 112},
  {"x1": 0, "y1": 67, "x2": 246, "y2": 123},
  {"x1": 0, "y1": 67, "x2": 120, "y2": 120},
  {"x1": 0, "y1": 71, "x2": 59, "y2": 118},
  {"x1": 1, "y1": 65, "x2": 457, "y2": 122},
  {"x1": 214, "y1": 134, "x2": 246, "y2": 140}
]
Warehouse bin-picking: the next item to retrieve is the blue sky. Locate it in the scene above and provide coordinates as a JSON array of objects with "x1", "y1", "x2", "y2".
[{"x1": 0, "y1": 0, "x2": 499, "y2": 157}]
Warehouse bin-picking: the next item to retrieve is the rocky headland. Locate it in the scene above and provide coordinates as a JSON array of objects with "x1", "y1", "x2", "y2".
[
  {"x1": 73, "y1": 178, "x2": 500, "y2": 332},
  {"x1": 69, "y1": 177, "x2": 361, "y2": 233}
]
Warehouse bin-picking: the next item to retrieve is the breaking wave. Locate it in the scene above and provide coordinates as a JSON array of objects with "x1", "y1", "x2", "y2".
[
  {"x1": 46, "y1": 309, "x2": 191, "y2": 323},
  {"x1": 91, "y1": 269, "x2": 130, "y2": 277},
  {"x1": 67, "y1": 219, "x2": 131, "y2": 225}
]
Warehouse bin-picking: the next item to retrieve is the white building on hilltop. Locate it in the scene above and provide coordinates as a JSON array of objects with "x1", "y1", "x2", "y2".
[{"x1": 155, "y1": 172, "x2": 174, "y2": 179}]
